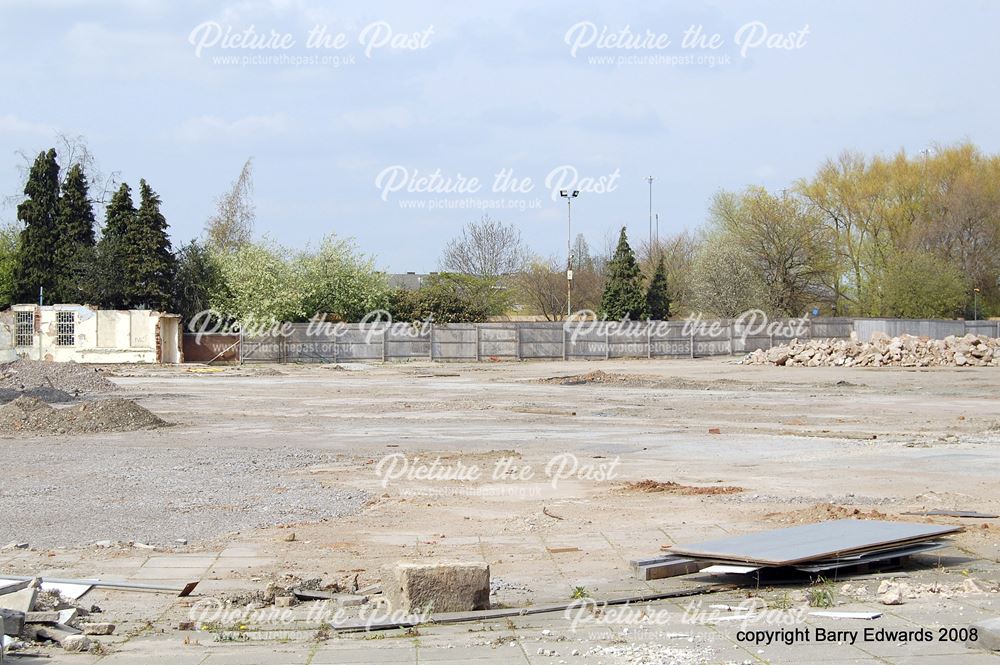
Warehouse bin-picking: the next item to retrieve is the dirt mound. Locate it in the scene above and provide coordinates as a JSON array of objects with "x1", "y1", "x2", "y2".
[
  {"x1": 622, "y1": 480, "x2": 744, "y2": 495},
  {"x1": 0, "y1": 386, "x2": 76, "y2": 404},
  {"x1": 0, "y1": 359, "x2": 119, "y2": 394},
  {"x1": 540, "y1": 370, "x2": 653, "y2": 386},
  {"x1": 0, "y1": 396, "x2": 167, "y2": 435},
  {"x1": 764, "y1": 503, "x2": 895, "y2": 524}
]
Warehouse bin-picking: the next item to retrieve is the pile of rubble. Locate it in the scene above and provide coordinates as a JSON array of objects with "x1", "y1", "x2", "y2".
[
  {"x1": 0, "y1": 359, "x2": 119, "y2": 395},
  {"x1": 742, "y1": 333, "x2": 1000, "y2": 367},
  {"x1": 1, "y1": 579, "x2": 113, "y2": 654},
  {"x1": 0, "y1": 396, "x2": 168, "y2": 434}
]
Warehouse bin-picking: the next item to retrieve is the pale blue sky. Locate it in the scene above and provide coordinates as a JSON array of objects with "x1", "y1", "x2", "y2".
[{"x1": 1, "y1": 0, "x2": 998, "y2": 271}]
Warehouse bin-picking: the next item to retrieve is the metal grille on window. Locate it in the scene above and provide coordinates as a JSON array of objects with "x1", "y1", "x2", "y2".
[
  {"x1": 56, "y1": 311, "x2": 75, "y2": 346},
  {"x1": 15, "y1": 311, "x2": 33, "y2": 347}
]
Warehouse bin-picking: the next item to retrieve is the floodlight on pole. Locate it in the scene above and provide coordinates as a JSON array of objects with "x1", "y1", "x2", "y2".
[{"x1": 560, "y1": 190, "x2": 579, "y2": 317}]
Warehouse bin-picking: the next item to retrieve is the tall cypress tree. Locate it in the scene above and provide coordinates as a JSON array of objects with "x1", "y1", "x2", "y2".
[
  {"x1": 12, "y1": 149, "x2": 60, "y2": 304},
  {"x1": 599, "y1": 227, "x2": 648, "y2": 320},
  {"x1": 133, "y1": 179, "x2": 176, "y2": 310},
  {"x1": 54, "y1": 163, "x2": 97, "y2": 303},
  {"x1": 645, "y1": 254, "x2": 671, "y2": 320},
  {"x1": 95, "y1": 183, "x2": 136, "y2": 309}
]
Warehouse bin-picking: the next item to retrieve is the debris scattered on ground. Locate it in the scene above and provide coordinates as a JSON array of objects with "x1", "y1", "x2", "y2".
[
  {"x1": 0, "y1": 577, "x2": 114, "y2": 654},
  {"x1": 0, "y1": 359, "x2": 119, "y2": 393},
  {"x1": 540, "y1": 370, "x2": 648, "y2": 386},
  {"x1": 0, "y1": 396, "x2": 167, "y2": 434},
  {"x1": 743, "y1": 333, "x2": 1000, "y2": 367},
  {"x1": 764, "y1": 503, "x2": 894, "y2": 524},
  {"x1": 622, "y1": 480, "x2": 744, "y2": 495}
]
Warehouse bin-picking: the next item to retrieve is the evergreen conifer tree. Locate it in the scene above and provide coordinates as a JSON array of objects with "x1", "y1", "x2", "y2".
[{"x1": 599, "y1": 227, "x2": 649, "y2": 320}]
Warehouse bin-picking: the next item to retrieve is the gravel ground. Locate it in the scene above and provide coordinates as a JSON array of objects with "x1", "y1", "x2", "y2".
[
  {"x1": 0, "y1": 396, "x2": 168, "y2": 434},
  {"x1": 0, "y1": 444, "x2": 369, "y2": 548}
]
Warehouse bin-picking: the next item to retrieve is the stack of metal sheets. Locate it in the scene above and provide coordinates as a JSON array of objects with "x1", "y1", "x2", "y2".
[{"x1": 632, "y1": 519, "x2": 960, "y2": 580}]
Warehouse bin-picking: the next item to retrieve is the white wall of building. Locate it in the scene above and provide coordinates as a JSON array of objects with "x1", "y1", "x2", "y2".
[{"x1": 0, "y1": 305, "x2": 182, "y2": 364}]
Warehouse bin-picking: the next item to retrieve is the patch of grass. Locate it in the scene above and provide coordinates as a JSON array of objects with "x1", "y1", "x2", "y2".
[
  {"x1": 571, "y1": 586, "x2": 590, "y2": 599},
  {"x1": 769, "y1": 591, "x2": 794, "y2": 610},
  {"x1": 807, "y1": 578, "x2": 835, "y2": 608}
]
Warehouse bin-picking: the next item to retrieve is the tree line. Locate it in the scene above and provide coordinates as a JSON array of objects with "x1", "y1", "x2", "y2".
[{"x1": 2, "y1": 141, "x2": 997, "y2": 324}]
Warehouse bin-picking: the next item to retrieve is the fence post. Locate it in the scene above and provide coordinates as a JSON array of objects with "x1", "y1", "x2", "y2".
[
  {"x1": 382, "y1": 327, "x2": 387, "y2": 362},
  {"x1": 475, "y1": 325, "x2": 481, "y2": 362},
  {"x1": 562, "y1": 325, "x2": 567, "y2": 361},
  {"x1": 238, "y1": 328, "x2": 244, "y2": 365},
  {"x1": 728, "y1": 320, "x2": 734, "y2": 356},
  {"x1": 689, "y1": 329, "x2": 694, "y2": 359},
  {"x1": 429, "y1": 322, "x2": 434, "y2": 361},
  {"x1": 515, "y1": 325, "x2": 521, "y2": 360},
  {"x1": 605, "y1": 327, "x2": 610, "y2": 360}
]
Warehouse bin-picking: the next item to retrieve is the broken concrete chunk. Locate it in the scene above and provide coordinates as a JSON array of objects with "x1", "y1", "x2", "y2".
[
  {"x1": 0, "y1": 588, "x2": 37, "y2": 614},
  {"x1": 877, "y1": 581, "x2": 905, "y2": 605},
  {"x1": 0, "y1": 609, "x2": 25, "y2": 636},
  {"x1": 80, "y1": 622, "x2": 115, "y2": 635},
  {"x1": 381, "y1": 561, "x2": 490, "y2": 613},
  {"x1": 273, "y1": 596, "x2": 295, "y2": 608},
  {"x1": 62, "y1": 634, "x2": 91, "y2": 652}
]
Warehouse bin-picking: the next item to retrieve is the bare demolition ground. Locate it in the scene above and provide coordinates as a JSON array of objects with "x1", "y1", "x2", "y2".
[{"x1": 2, "y1": 358, "x2": 1000, "y2": 664}]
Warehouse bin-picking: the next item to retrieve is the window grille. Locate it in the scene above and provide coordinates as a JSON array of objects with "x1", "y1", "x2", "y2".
[
  {"x1": 56, "y1": 311, "x2": 75, "y2": 346},
  {"x1": 15, "y1": 311, "x2": 33, "y2": 347}
]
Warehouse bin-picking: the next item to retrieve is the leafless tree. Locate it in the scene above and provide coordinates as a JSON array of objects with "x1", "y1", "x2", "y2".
[
  {"x1": 205, "y1": 158, "x2": 255, "y2": 252},
  {"x1": 439, "y1": 215, "x2": 528, "y2": 278},
  {"x1": 5, "y1": 133, "x2": 120, "y2": 223}
]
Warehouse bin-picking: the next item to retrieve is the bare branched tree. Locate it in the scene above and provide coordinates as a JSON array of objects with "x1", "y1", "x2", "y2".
[
  {"x1": 205, "y1": 158, "x2": 255, "y2": 252},
  {"x1": 439, "y1": 215, "x2": 528, "y2": 278},
  {"x1": 5, "y1": 133, "x2": 120, "y2": 223}
]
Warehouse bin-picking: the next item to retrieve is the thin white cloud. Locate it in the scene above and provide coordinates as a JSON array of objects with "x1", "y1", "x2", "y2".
[
  {"x1": 337, "y1": 108, "x2": 415, "y2": 133},
  {"x1": 175, "y1": 113, "x2": 289, "y2": 142},
  {"x1": 0, "y1": 114, "x2": 55, "y2": 138}
]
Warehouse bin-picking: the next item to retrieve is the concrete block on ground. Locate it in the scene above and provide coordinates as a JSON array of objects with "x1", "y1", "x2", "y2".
[
  {"x1": 80, "y1": 622, "x2": 115, "y2": 636},
  {"x1": 381, "y1": 561, "x2": 490, "y2": 613},
  {"x1": 0, "y1": 588, "x2": 36, "y2": 614},
  {"x1": 969, "y1": 617, "x2": 1000, "y2": 651},
  {"x1": 0, "y1": 609, "x2": 24, "y2": 636}
]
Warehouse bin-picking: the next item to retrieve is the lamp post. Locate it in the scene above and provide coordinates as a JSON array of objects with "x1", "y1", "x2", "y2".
[
  {"x1": 560, "y1": 189, "x2": 579, "y2": 317},
  {"x1": 646, "y1": 176, "x2": 654, "y2": 254}
]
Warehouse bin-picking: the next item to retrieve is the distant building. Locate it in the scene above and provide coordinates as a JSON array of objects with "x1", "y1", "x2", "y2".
[
  {"x1": 1, "y1": 304, "x2": 182, "y2": 364},
  {"x1": 387, "y1": 272, "x2": 440, "y2": 290}
]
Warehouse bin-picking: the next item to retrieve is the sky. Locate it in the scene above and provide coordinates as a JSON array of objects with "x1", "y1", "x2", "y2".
[{"x1": 1, "y1": 0, "x2": 998, "y2": 272}]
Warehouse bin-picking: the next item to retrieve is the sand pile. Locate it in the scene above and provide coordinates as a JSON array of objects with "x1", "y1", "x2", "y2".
[
  {"x1": 0, "y1": 396, "x2": 167, "y2": 434},
  {"x1": 0, "y1": 359, "x2": 119, "y2": 394}
]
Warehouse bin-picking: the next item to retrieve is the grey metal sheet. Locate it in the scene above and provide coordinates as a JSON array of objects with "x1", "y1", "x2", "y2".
[
  {"x1": 900, "y1": 510, "x2": 998, "y2": 518},
  {"x1": 669, "y1": 519, "x2": 960, "y2": 566},
  {"x1": 793, "y1": 541, "x2": 948, "y2": 573}
]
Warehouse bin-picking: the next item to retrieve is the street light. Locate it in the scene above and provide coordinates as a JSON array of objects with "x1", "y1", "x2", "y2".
[{"x1": 560, "y1": 189, "x2": 579, "y2": 317}]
